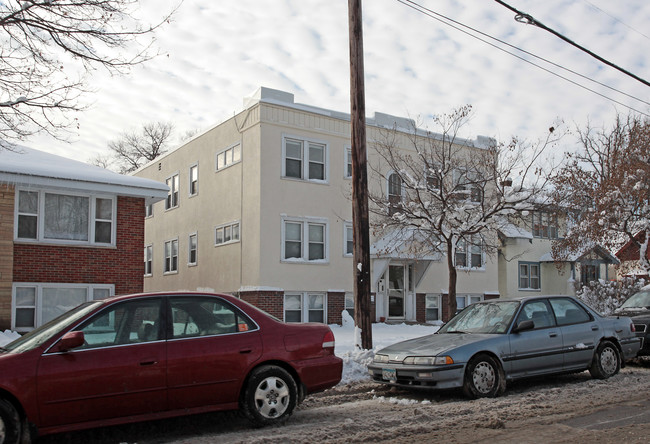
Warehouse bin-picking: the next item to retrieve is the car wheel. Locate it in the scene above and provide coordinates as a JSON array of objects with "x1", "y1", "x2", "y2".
[
  {"x1": 462, "y1": 354, "x2": 505, "y2": 399},
  {"x1": 589, "y1": 340, "x2": 620, "y2": 379},
  {"x1": 241, "y1": 365, "x2": 298, "y2": 427},
  {"x1": 0, "y1": 398, "x2": 21, "y2": 444}
]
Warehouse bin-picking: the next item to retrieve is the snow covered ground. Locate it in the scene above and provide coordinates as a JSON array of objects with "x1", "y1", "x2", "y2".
[{"x1": 0, "y1": 314, "x2": 438, "y2": 386}]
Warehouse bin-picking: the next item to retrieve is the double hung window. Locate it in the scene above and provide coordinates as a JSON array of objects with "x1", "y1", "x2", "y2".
[
  {"x1": 284, "y1": 293, "x2": 326, "y2": 323},
  {"x1": 283, "y1": 137, "x2": 328, "y2": 182},
  {"x1": 166, "y1": 174, "x2": 179, "y2": 209},
  {"x1": 519, "y1": 262, "x2": 541, "y2": 290},
  {"x1": 164, "y1": 239, "x2": 178, "y2": 273},
  {"x1": 283, "y1": 218, "x2": 328, "y2": 262}
]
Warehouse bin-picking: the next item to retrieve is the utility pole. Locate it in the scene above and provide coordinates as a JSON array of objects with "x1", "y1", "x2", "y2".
[{"x1": 348, "y1": 0, "x2": 372, "y2": 350}]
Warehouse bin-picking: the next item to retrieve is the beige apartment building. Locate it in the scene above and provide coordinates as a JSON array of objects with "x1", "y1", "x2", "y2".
[{"x1": 138, "y1": 87, "x2": 577, "y2": 324}]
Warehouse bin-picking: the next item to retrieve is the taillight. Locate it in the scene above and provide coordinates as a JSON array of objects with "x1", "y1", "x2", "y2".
[
  {"x1": 631, "y1": 323, "x2": 636, "y2": 333},
  {"x1": 322, "y1": 329, "x2": 335, "y2": 349}
]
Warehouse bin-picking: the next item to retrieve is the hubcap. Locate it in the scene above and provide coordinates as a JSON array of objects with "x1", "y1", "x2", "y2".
[
  {"x1": 472, "y1": 361, "x2": 496, "y2": 394},
  {"x1": 254, "y1": 376, "x2": 290, "y2": 418},
  {"x1": 600, "y1": 347, "x2": 618, "y2": 376}
]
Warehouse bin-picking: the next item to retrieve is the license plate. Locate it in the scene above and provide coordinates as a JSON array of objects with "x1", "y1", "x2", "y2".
[{"x1": 382, "y1": 368, "x2": 396, "y2": 381}]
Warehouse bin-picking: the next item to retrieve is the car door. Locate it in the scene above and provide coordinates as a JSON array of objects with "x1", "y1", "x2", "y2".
[
  {"x1": 507, "y1": 300, "x2": 564, "y2": 378},
  {"x1": 37, "y1": 298, "x2": 167, "y2": 427},
  {"x1": 549, "y1": 297, "x2": 597, "y2": 371},
  {"x1": 166, "y1": 296, "x2": 263, "y2": 410}
]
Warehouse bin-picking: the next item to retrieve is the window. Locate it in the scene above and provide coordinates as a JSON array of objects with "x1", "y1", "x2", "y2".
[
  {"x1": 580, "y1": 264, "x2": 599, "y2": 286},
  {"x1": 166, "y1": 173, "x2": 179, "y2": 210},
  {"x1": 455, "y1": 236, "x2": 483, "y2": 269},
  {"x1": 425, "y1": 294, "x2": 440, "y2": 321},
  {"x1": 12, "y1": 283, "x2": 114, "y2": 331},
  {"x1": 216, "y1": 144, "x2": 241, "y2": 171},
  {"x1": 283, "y1": 136, "x2": 328, "y2": 182},
  {"x1": 188, "y1": 233, "x2": 197, "y2": 265},
  {"x1": 453, "y1": 169, "x2": 482, "y2": 202},
  {"x1": 145, "y1": 203, "x2": 153, "y2": 218},
  {"x1": 516, "y1": 300, "x2": 555, "y2": 329},
  {"x1": 345, "y1": 147, "x2": 353, "y2": 178},
  {"x1": 426, "y1": 166, "x2": 442, "y2": 192},
  {"x1": 345, "y1": 293, "x2": 354, "y2": 318},
  {"x1": 282, "y1": 218, "x2": 328, "y2": 262},
  {"x1": 164, "y1": 239, "x2": 178, "y2": 273},
  {"x1": 519, "y1": 262, "x2": 541, "y2": 290},
  {"x1": 549, "y1": 298, "x2": 591, "y2": 325},
  {"x1": 144, "y1": 245, "x2": 153, "y2": 276},
  {"x1": 284, "y1": 293, "x2": 326, "y2": 323},
  {"x1": 189, "y1": 164, "x2": 198, "y2": 196},
  {"x1": 170, "y1": 296, "x2": 256, "y2": 338},
  {"x1": 344, "y1": 222, "x2": 353, "y2": 256},
  {"x1": 215, "y1": 222, "x2": 240, "y2": 246},
  {"x1": 456, "y1": 294, "x2": 482, "y2": 313},
  {"x1": 387, "y1": 172, "x2": 403, "y2": 215},
  {"x1": 15, "y1": 190, "x2": 115, "y2": 246},
  {"x1": 532, "y1": 211, "x2": 558, "y2": 239},
  {"x1": 76, "y1": 299, "x2": 162, "y2": 348}
]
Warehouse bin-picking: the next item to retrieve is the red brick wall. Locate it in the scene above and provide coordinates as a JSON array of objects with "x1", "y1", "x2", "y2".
[
  {"x1": 327, "y1": 291, "x2": 345, "y2": 325},
  {"x1": 0, "y1": 184, "x2": 15, "y2": 328},
  {"x1": 13, "y1": 196, "x2": 145, "y2": 296},
  {"x1": 239, "y1": 290, "x2": 284, "y2": 320},
  {"x1": 416, "y1": 293, "x2": 426, "y2": 323}
]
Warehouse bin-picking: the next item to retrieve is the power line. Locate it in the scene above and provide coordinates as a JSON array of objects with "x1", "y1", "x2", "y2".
[
  {"x1": 581, "y1": 0, "x2": 650, "y2": 42},
  {"x1": 493, "y1": 0, "x2": 650, "y2": 88},
  {"x1": 396, "y1": 0, "x2": 650, "y2": 117}
]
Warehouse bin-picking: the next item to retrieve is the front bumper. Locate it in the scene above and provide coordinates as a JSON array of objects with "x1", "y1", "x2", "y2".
[{"x1": 367, "y1": 362, "x2": 465, "y2": 390}]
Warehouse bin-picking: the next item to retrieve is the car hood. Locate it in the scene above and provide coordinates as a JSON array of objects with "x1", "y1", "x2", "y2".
[{"x1": 377, "y1": 332, "x2": 494, "y2": 358}]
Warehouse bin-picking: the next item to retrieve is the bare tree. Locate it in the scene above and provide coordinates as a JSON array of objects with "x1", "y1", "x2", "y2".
[
  {"x1": 107, "y1": 121, "x2": 173, "y2": 173},
  {"x1": 0, "y1": 0, "x2": 177, "y2": 149},
  {"x1": 369, "y1": 106, "x2": 561, "y2": 318},
  {"x1": 551, "y1": 114, "x2": 650, "y2": 275}
]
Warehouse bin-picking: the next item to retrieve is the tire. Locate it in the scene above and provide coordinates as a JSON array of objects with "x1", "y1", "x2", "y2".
[
  {"x1": 0, "y1": 399, "x2": 21, "y2": 444},
  {"x1": 589, "y1": 340, "x2": 620, "y2": 379},
  {"x1": 462, "y1": 354, "x2": 506, "y2": 399},
  {"x1": 241, "y1": 365, "x2": 298, "y2": 427}
]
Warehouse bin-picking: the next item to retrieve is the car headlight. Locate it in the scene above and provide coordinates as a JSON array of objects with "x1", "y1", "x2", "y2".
[
  {"x1": 403, "y1": 356, "x2": 454, "y2": 365},
  {"x1": 374, "y1": 353, "x2": 389, "y2": 363}
]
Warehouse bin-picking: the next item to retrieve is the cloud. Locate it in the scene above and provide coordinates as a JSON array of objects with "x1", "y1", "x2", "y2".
[{"x1": 23, "y1": 0, "x2": 650, "y2": 162}]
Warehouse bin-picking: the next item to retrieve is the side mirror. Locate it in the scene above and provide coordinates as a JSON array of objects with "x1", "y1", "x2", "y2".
[
  {"x1": 512, "y1": 319, "x2": 534, "y2": 333},
  {"x1": 56, "y1": 331, "x2": 85, "y2": 352}
]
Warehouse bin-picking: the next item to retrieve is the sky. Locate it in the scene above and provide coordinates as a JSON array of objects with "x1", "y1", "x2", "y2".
[{"x1": 23, "y1": 0, "x2": 650, "y2": 163}]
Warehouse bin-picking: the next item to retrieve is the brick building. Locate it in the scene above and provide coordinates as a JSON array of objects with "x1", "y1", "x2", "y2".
[{"x1": 0, "y1": 147, "x2": 167, "y2": 331}]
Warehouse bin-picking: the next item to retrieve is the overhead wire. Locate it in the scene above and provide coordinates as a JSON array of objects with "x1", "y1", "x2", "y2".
[
  {"x1": 395, "y1": 0, "x2": 650, "y2": 117},
  {"x1": 493, "y1": 0, "x2": 650, "y2": 88},
  {"x1": 581, "y1": 0, "x2": 650, "y2": 42}
]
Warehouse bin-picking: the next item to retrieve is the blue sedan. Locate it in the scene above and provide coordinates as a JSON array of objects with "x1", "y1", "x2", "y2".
[{"x1": 367, "y1": 295, "x2": 641, "y2": 398}]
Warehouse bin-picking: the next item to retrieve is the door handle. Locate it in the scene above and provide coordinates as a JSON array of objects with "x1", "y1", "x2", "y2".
[
  {"x1": 549, "y1": 332, "x2": 558, "y2": 338},
  {"x1": 592, "y1": 326, "x2": 599, "y2": 331},
  {"x1": 239, "y1": 348, "x2": 252, "y2": 354},
  {"x1": 140, "y1": 360, "x2": 157, "y2": 366}
]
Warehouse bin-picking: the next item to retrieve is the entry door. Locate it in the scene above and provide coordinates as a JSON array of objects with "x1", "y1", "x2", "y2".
[{"x1": 388, "y1": 265, "x2": 405, "y2": 318}]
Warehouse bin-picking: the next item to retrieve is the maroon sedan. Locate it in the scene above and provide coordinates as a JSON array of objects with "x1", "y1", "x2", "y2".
[{"x1": 0, "y1": 292, "x2": 342, "y2": 443}]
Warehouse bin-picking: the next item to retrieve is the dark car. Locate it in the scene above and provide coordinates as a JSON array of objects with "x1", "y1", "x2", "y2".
[
  {"x1": 615, "y1": 285, "x2": 650, "y2": 356},
  {"x1": 368, "y1": 295, "x2": 640, "y2": 398},
  {"x1": 0, "y1": 292, "x2": 342, "y2": 443}
]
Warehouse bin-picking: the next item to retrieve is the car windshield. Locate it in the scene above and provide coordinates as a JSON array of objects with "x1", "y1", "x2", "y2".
[
  {"x1": 618, "y1": 290, "x2": 650, "y2": 311},
  {"x1": 439, "y1": 301, "x2": 520, "y2": 334},
  {"x1": 3, "y1": 301, "x2": 103, "y2": 353}
]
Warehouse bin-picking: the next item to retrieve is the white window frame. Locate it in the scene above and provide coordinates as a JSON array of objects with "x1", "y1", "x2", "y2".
[
  {"x1": 519, "y1": 262, "x2": 541, "y2": 290},
  {"x1": 344, "y1": 221, "x2": 353, "y2": 257},
  {"x1": 216, "y1": 143, "x2": 242, "y2": 171},
  {"x1": 165, "y1": 173, "x2": 180, "y2": 210},
  {"x1": 456, "y1": 294, "x2": 483, "y2": 312},
  {"x1": 425, "y1": 294, "x2": 441, "y2": 321},
  {"x1": 188, "y1": 233, "x2": 198, "y2": 266},
  {"x1": 215, "y1": 221, "x2": 240, "y2": 246},
  {"x1": 144, "y1": 244, "x2": 153, "y2": 276},
  {"x1": 12, "y1": 283, "x2": 114, "y2": 332},
  {"x1": 189, "y1": 163, "x2": 199, "y2": 196},
  {"x1": 164, "y1": 238, "x2": 179, "y2": 274},
  {"x1": 281, "y1": 216, "x2": 329, "y2": 263},
  {"x1": 455, "y1": 236, "x2": 485, "y2": 270},
  {"x1": 283, "y1": 292, "x2": 327, "y2": 323},
  {"x1": 14, "y1": 189, "x2": 116, "y2": 246},
  {"x1": 281, "y1": 135, "x2": 329, "y2": 183},
  {"x1": 344, "y1": 146, "x2": 352, "y2": 179},
  {"x1": 145, "y1": 203, "x2": 153, "y2": 218}
]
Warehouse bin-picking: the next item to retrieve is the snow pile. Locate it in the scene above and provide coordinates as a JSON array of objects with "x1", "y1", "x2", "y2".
[
  {"x1": 332, "y1": 310, "x2": 440, "y2": 385},
  {"x1": 0, "y1": 330, "x2": 20, "y2": 346}
]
